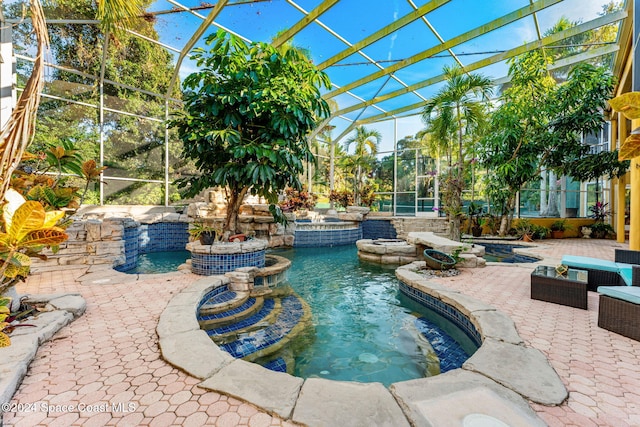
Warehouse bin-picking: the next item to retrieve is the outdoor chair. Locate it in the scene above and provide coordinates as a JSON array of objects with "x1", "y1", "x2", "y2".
[
  {"x1": 597, "y1": 266, "x2": 640, "y2": 341},
  {"x1": 560, "y1": 249, "x2": 640, "y2": 291}
]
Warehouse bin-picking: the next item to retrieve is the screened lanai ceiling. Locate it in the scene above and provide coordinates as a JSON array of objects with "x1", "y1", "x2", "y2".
[
  {"x1": 5, "y1": 0, "x2": 631, "y2": 143},
  {"x1": 1, "y1": 0, "x2": 632, "y2": 205},
  {"x1": 144, "y1": 0, "x2": 630, "y2": 142}
]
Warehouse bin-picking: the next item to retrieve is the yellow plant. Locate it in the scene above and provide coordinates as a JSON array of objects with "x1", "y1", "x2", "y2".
[
  {"x1": 0, "y1": 189, "x2": 68, "y2": 287},
  {"x1": 0, "y1": 297, "x2": 12, "y2": 347}
]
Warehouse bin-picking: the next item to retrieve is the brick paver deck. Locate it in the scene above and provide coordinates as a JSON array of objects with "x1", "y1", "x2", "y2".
[{"x1": 4, "y1": 238, "x2": 640, "y2": 426}]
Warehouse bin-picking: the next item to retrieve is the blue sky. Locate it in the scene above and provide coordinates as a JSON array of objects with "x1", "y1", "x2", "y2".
[{"x1": 148, "y1": 0, "x2": 621, "y2": 152}]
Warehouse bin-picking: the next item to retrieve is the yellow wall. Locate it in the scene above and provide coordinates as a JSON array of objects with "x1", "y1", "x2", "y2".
[{"x1": 513, "y1": 218, "x2": 596, "y2": 238}]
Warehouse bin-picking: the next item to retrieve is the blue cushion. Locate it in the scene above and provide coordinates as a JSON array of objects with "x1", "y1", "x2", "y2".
[
  {"x1": 597, "y1": 286, "x2": 640, "y2": 304},
  {"x1": 561, "y1": 255, "x2": 619, "y2": 272},
  {"x1": 618, "y1": 265, "x2": 633, "y2": 286}
]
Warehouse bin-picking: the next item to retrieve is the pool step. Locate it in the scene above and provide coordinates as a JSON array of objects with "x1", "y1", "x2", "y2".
[
  {"x1": 218, "y1": 294, "x2": 312, "y2": 362},
  {"x1": 204, "y1": 298, "x2": 281, "y2": 341},
  {"x1": 199, "y1": 289, "x2": 250, "y2": 315},
  {"x1": 198, "y1": 295, "x2": 264, "y2": 328}
]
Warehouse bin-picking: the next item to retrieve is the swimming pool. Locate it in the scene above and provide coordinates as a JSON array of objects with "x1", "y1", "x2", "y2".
[
  {"x1": 259, "y1": 246, "x2": 478, "y2": 386},
  {"x1": 124, "y1": 250, "x2": 190, "y2": 274}
]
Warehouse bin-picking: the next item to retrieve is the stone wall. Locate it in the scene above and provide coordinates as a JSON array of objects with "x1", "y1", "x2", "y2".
[
  {"x1": 31, "y1": 207, "x2": 190, "y2": 273},
  {"x1": 188, "y1": 201, "x2": 296, "y2": 248},
  {"x1": 31, "y1": 218, "x2": 130, "y2": 273},
  {"x1": 391, "y1": 217, "x2": 448, "y2": 239}
]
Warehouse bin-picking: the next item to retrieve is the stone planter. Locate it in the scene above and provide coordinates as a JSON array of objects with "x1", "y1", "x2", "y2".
[
  {"x1": 186, "y1": 239, "x2": 268, "y2": 275},
  {"x1": 423, "y1": 249, "x2": 456, "y2": 270}
]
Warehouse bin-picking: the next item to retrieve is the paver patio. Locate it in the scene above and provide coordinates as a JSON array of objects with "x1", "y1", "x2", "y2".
[{"x1": 3, "y1": 238, "x2": 640, "y2": 426}]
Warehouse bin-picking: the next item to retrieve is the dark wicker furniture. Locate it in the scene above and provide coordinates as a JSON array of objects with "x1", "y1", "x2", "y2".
[
  {"x1": 614, "y1": 249, "x2": 640, "y2": 265},
  {"x1": 598, "y1": 294, "x2": 640, "y2": 341},
  {"x1": 561, "y1": 249, "x2": 640, "y2": 291},
  {"x1": 597, "y1": 265, "x2": 640, "y2": 341},
  {"x1": 531, "y1": 265, "x2": 588, "y2": 309}
]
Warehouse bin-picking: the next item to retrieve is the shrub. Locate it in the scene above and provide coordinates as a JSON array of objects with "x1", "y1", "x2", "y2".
[{"x1": 329, "y1": 190, "x2": 354, "y2": 209}]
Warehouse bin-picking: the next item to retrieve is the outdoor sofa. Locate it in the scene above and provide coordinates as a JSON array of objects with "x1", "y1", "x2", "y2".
[
  {"x1": 560, "y1": 249, "x2": 640, "y2": 291},
  {"x1": 560, "y1": 250, "x2": 640, "y2": 341}
]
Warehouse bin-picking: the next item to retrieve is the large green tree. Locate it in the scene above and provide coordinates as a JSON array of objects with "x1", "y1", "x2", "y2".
[
  {"x1": 422, "y1": 65, "x2": 492, "y2": 241},
  {"x1": 170, "y1": 30, "x2": 331, "y2": 234},
  {"x1": 478, "y1": 50, "x2": 616, "y2": 234}
]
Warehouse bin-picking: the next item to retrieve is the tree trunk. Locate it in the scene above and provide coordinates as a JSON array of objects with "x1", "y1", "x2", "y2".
[
  {"x1": 0, "y1": 0, "x2": 48, "y2": 202},
  {"x1": 355, "y1": 165, "x2": 361, "y2": 206},
  {"x1": 450, "y1": 217, "x2": 461, "y2": 241},
  {"x1": 541, "y1": 171, "x2": 559, "y2": 217},
  {"x1": 499, "y1": 195, "x2": 516, "y2": 236},
  {"x1": 225, "y1": 186, "x2": 249, "y2": 235},
  {"x1": 539, "y1": 169, "x2": 547, "y2": 215}
]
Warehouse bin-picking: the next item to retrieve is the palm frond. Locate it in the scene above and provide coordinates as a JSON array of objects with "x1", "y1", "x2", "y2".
[{"x1": 97, "y1": 0, "x2": 145, "y2": 35}]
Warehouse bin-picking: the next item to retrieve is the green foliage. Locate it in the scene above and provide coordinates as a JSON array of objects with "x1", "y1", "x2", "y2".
[
  {"x1": 169, "y1": 30, "x2": 331, "y2": 233},
  {"x1": 0, "y1": 190, "x2": 68, "y2": 282},
  {"x1": 42, "y1": 140, "x2": 84, "y2": 178},
  {"x1": 343, "y1": 127, "x2": 382, "y2": 205},
  {"x1": 422, "y1": 65, "x2": 492, "y2": 241},
  {"x1": 532, "y1": 224, "x2": 549, "y2": 239},
  {"x1": 188, "y1": 222, "x2": 222, "y2": 243},
  {"x1": 589, "y1": 201, "x2": 610, "y2": 222},
  {"x1": 12, "y1": 139, "x2": 104, "y2": 211},
  {"x1": 7, "y1": 0, "x2": 184, "y2": 206},
  {"x1": 478, "y1": 46, "x2": 615, "y2": 234},
  {"x1": 589, "y1": 221, "x2": 615, "y2": 237},
  {"x1": 359, "y1": 183, "x2": 377, "y2": 208},
  {"x1": 550, "y1": 219, "x2": 571, "y2": 232},
  {"x1": 466, "y1": 201, "x2": 483, "y2": 227},
  {"x1": 514, "y1": 219, "x2": 534, "y2": 238},
  {"x1": 269, "y1": 204, "x2": 289, "y2": 228},
  {"x1": 566, "y1": 150, "x2": 629, "y2": 182}
]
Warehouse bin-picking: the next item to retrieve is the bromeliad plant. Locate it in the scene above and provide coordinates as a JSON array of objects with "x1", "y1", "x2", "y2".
[{"x1": 0, "y1": 189, "x2": 68, "y2": 294}]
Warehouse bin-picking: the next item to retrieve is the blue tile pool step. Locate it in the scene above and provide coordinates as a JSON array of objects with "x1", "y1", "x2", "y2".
[
  {"x1": 215, "y1": 294, "x2": 312, "y2": 362},
  {"x1": 198, "y1": 295, "x2": 265, "y2": 328},
  {"x1": 199, "y1": 289, "x2": 244, "y2": 314},
  {"x1": 203, "y1": 298, "x2": 279, "y2": 339}
]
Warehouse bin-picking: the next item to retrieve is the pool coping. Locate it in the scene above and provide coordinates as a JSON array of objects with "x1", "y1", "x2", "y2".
[{"x1": 158, "y1": 262, "x2": 567, "y2": 426}]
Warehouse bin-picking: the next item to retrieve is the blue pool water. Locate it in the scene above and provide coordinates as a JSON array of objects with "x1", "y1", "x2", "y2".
[
  {"x1": 126, "y1": 250, "x2": 190, "y2": 274},
  {"x1": 271, "y1": 246, "x2": 477, "y2": 386},
  {"x1": 482, "y1": 243, "x2": 539, "y2": 263}
]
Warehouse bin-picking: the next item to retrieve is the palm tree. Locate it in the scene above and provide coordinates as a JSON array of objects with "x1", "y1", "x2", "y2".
[
  {"x1": 97, "y1": 0, "x2": 145, "y2": 35},
  {"x1": 344, "y1": 126, "x2": 382, "y2": 206},
  {"x1": 422, "y1": 65, "x2": 492, "y2": 241}
]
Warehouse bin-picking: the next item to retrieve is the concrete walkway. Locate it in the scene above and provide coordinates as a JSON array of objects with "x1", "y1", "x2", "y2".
[{"x1": 3, "y1": 238, "x2": 640, "y2": 426}]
